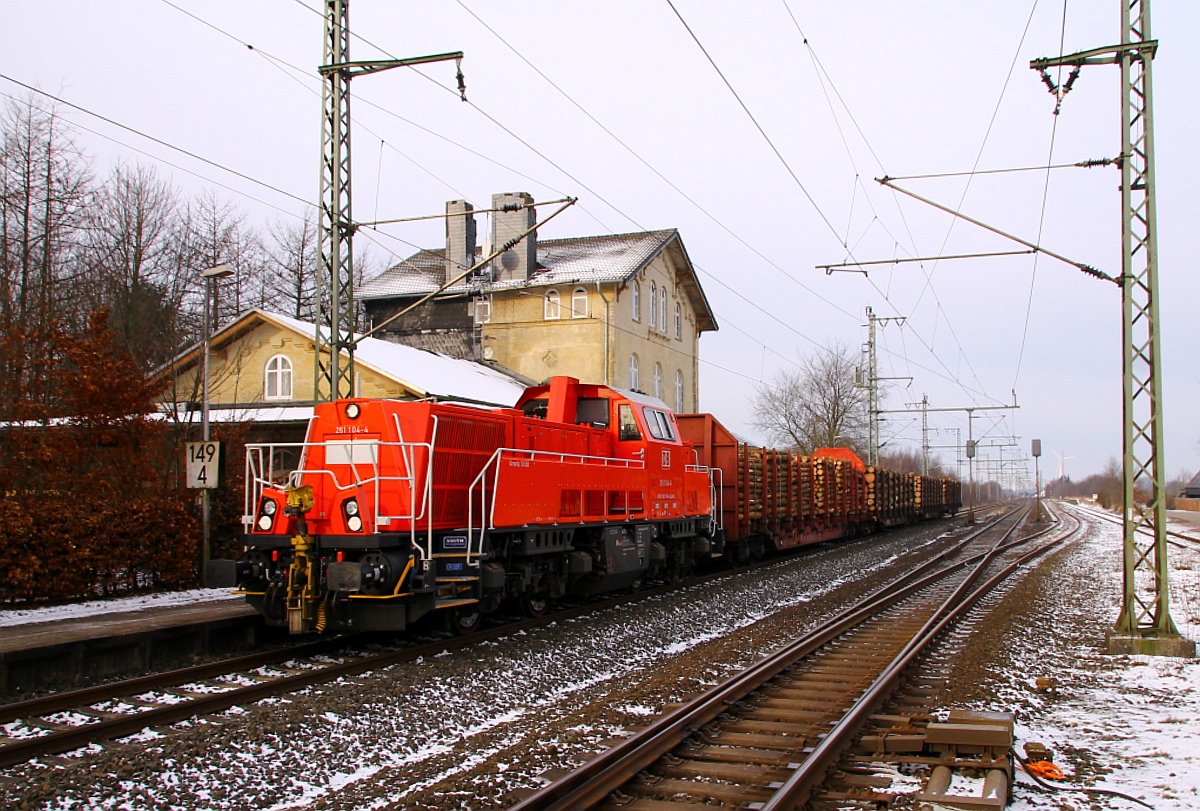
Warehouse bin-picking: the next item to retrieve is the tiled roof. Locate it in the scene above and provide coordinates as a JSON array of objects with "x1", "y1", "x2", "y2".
[{"x1": 358, "y1": 230, "x2": 679, "y2": 300}]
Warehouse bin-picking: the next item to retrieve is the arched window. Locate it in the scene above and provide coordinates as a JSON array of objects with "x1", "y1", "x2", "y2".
[
  {"x1": 629, "y1": 354, "x2": 639, "y2": 390},
  {"x1": 659, "y1": 287, "x2": 668, "y2": 333},
  {"x1": 653, "y1": 363, "x2": 663, "y2": 399},
  {"x1": 544, "y1": 289, "x2": 561, "y2": 319},
  {"x1": 572, "y1": 287, "x2": 588, "y2": 319},
  {"x1": 674, "y1": 302, "x2": 682, "y2": 339},
  {"x1": 265, "y1": 354, "x2": 293, "y2": 400},
  {"x1": 632, "y1": 281, "x2": 641, "y2": 322},
  {"x1": 675, "y1": 370, "x2": 684, "y2": 412},
  {"x1": 649, "y1": 282, "x2": 657, "y2": 328}
]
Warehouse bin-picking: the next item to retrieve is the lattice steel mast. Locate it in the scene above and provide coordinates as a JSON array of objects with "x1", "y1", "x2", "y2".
[
  {"x1": 315, "y1": 0, "x2": 463, "y2": 401},
  {"x1": 1032, "y1": 0, "x2": 1192, "y2": 657}
]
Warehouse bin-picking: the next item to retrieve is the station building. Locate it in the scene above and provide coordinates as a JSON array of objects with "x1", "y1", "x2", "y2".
[{"x1": 358, "y1": 193, "x2": 719, "y2": 413}]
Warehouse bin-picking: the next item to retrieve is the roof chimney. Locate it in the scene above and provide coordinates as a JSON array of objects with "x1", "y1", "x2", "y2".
[
  {"x1": 490, "y1": 192, "x2": 536, "y2": 282},
  {"x1": 445, "y1": 200, "x2": 477, "y2": 284}
]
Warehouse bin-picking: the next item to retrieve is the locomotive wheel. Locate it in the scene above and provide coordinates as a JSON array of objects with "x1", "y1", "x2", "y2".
[
  {"x1": 520, "y1": 593, "x2": 550, "y2": 618},
  {"x1": 451, "y1": 604, "x2": 482, "y2": 635}
]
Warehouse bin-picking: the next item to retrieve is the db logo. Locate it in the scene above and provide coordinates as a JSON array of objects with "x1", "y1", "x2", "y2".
[{"x1": 661, "y1": 450, "x2": 671, "y2": 467}]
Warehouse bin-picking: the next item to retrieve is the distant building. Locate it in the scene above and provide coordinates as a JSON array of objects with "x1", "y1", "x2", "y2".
[
  {"x1": 358, "y1": 193, "x2": 718, "y2": 413},
  {"x1": 1182, "y1": 471, "x2": 1200, "y2": 499}
]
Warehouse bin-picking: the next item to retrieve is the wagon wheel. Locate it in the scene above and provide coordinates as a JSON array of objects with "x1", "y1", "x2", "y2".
[
  {"x1": 451, "y1": 603, "x2": 482, "y2": 635},
  {"x1": 520, "y1": 592, "x2": 550, "y2": 618}
]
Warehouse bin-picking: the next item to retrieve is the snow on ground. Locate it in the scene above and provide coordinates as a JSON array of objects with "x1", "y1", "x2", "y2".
[
  {"x1": 986, "y1": 505, "x2": 1200, "y2": 810},
  {"x1": 0, "y1": 588, "x2": 239, "y2": 627}
]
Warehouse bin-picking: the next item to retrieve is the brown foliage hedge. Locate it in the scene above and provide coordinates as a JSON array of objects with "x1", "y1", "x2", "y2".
[{"x1": 0, "y1": 312, "x2": 201, "y2": 603}]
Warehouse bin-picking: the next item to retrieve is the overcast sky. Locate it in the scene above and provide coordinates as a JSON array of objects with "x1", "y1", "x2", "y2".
[{"x1": 5, "y1": 1, "x2": 1198, "y2": 483}]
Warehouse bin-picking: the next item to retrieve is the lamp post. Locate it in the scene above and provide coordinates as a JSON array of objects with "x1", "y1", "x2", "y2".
[{"x1": 200, "y1": 264, "x2": 233, "y2": 585}]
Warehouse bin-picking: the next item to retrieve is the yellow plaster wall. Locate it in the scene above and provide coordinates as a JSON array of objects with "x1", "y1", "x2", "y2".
[
  {"x1": 482, "y1": 287, "x2": 608, "y2": 385},
  {"x1": 609, "y1": 253, "x2": 699, "y2": 411},
  {"x1": 479, "y1": 253, "x2": 702, "y2": 411}
]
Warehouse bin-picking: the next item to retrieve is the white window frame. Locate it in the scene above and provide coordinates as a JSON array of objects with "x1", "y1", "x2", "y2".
[
  {"x1": 653, "y1": 362, "x2": 663, "y2": 399},
  {"x1": 632, "y1": 281, "x2": 641, "y2": 322},
  {"x1": 264, "y1": 354, "x2": 293, "y2": 401},
  {"x1": 544, "y1": 289, "x2": 561, "y2": 320},
  {"x1": 674, "y1": 302, "x2": 682, "y2": 340},
  {"x1": 675, "y1": 370, "x2": 684, "y2": 412},
  {"x1": 649, "y1": 282, "x2": 657, "y2": 328},
  {"x1": 659, "y1": 287, "x2": 668, "y2": 333},
  {"x1": 629, "y1": 354, "x2": 639, "y2": 390},
  {"x1": 571, "y1": 287, "x2": 588, "y2": 319}
]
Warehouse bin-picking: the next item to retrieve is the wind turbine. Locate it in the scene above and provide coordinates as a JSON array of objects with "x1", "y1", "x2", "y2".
[{"x1": 1053, "y1": 450, "x2": 1074, "y2": 480}]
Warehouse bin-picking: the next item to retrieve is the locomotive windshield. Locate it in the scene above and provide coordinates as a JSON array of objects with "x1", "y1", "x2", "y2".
[{"x1": 575, "y1": 397, "x2": 610, "y2": 427}]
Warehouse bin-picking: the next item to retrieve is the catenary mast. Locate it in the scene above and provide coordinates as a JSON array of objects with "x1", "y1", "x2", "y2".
[{"x1": 314, "y1": 0, "x2": 463, "y2": 401}]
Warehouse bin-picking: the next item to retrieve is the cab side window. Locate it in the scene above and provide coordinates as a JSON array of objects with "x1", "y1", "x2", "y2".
[
  {"x1": 618, "y1": 403, "x2": 641, "y2": 441},
  {"x1": 642, "y1": 407, "x2": 676, "y2": 441}
]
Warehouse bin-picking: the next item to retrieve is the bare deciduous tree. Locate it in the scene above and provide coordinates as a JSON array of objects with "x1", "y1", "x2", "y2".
[
  {"x1": 753, "y1": 342, "x2": 867, "y2": 455},
  {"x1": 263, "y1": 214, "x2": 318, "y2": 320}
]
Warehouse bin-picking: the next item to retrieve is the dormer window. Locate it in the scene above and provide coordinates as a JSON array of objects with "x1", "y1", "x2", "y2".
[
  {"x1": 265, "y1": 354, "x2": 293, "y2": 400},
  {"x1": 544, "y1": 289, "x2": 561, "y2": 319}
]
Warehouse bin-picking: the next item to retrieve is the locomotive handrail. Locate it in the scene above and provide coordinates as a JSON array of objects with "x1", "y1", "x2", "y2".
[
  {"x1": 687, "y1": 463, "x2": 723, "y2": 536},
  {"x1": 466, "y1": 447, "x2": 647, "y2": 567},
  {"x1": 243, "y1": 438, "x2": 434, "y2": 553}
]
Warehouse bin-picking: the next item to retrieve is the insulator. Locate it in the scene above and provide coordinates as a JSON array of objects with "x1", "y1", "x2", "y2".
[
  {"x1": 1039, "y1": 70, "x2": 1059, "y2": 95},
  {"x1": 1062, "y1": 66, "x2": 1082, "y2": 95}
]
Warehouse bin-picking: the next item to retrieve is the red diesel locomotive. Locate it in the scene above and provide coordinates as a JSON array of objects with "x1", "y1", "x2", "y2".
[
  {"x1": 210, "y1": 376, "x2": 716, "y2": 633},
  {"x1": 209, "y1": 375, "x2": 960, "y2": 634}
]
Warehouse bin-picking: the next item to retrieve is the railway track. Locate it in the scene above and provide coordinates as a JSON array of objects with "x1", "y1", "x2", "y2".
[
  {"x1": 1066, "y1": 500, "x2": 1200, "y2": 550},
  {"x1": 0, "y1": 517, "x2": 982, "y2": 769},
  {"x1": 509, "y1": 503, "x2": 1080, "y2": 811}
]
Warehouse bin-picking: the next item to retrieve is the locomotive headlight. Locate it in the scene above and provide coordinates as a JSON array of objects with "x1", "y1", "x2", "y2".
[
  {"x1": 258, "y1": 515, "x2": 273, "y2": 531},
  {"x1": 263, "y1": 500, "x2": 277, "y2": 516},
  {"x1": 344, "y1": 498, "x2": 363, "y2": 532},
  {"x1": 345, "y1": 402, "x2": 361, "y2": 420}
]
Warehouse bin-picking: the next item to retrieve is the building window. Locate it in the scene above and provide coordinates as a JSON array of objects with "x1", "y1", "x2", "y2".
[
  {"x1": 659, "y1": 287, "x2": 668, "y2": 333},
  {"x1": 649, "y1": 282, "x2": 657, "y2": 328},
  {"x1": 544, "y1": 289, "x2": 561, "y2": 320},
  {"x1": 675, "y1": 370, "x2": 684, "y2": 412},
  {"x1": 629, "y1": 354, "x2": 639, "y2": 390},
  {"x1": 632, "y1": 281, "x2": 641, "y2": 322},
  {"x1": 653, "y1": 363, "x2": 663, "y2": 399},
  {"x1": 674, "y1": 302, "x2": 682, "y2": 340},
  {"x1": 572, "y1": 287, "x2": 588, "y2": 319},
  {"x1": 265, "y1": 354, "x2": 293, "y2": 400}
]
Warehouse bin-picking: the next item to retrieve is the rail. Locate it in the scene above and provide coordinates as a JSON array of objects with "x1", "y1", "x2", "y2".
[{"x1": 509, "y1": 504, "x2": 1080, "y2": 811}]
